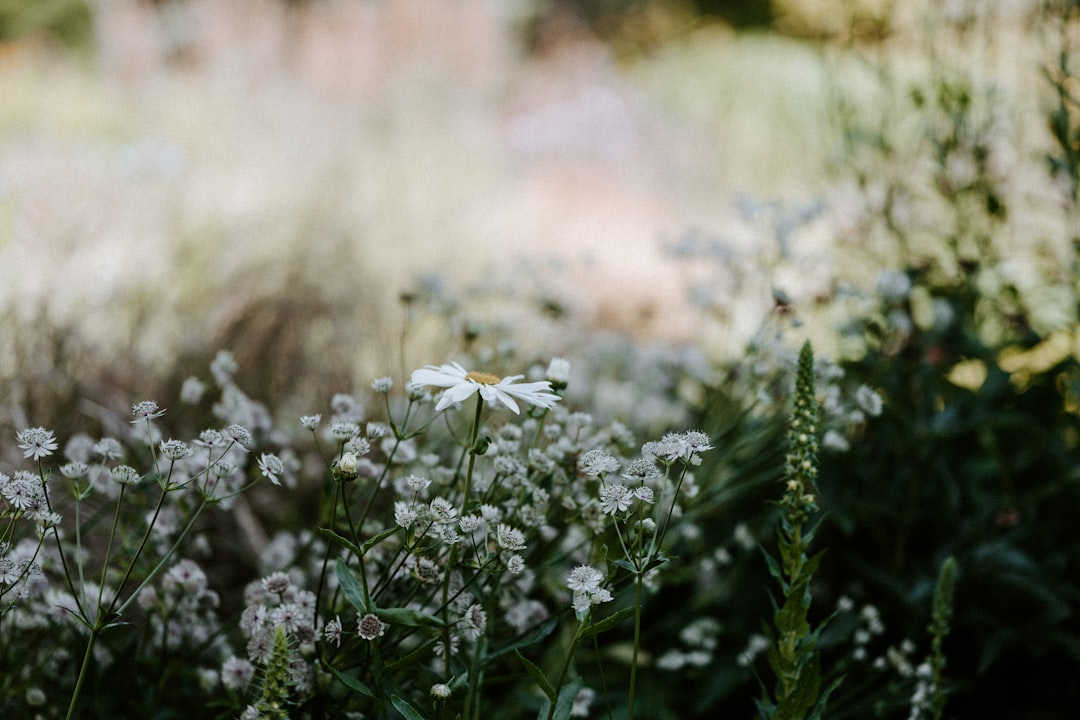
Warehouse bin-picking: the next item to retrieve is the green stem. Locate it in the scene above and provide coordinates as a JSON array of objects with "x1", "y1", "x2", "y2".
[
  {"x1": 105, "y1": 483, "x2": 172, "y2": 620},
  {"x1": 95, "y1": 485, "x2": 127, "y2": 616},
  {"x1": 627, "y1": 575, "x2": 644, "y2": 720},
  {"x1": 39, "y1": 464, "x2": 88, "y2": 622},
  {"x1": 114, "y1": 497, "x2": 209, "y2": 618},
  {"x1": 65, "y1": 628, "x2": 98, "y2": 720},
  {"x1": 314, "y1": 480, "x2": 343, "y2": 630},
  {"x1": 547, "y1": 622, "x2": 586, "y2": 720},
  {"x1": 463, "y1": 630, "x2": 488, "y2": 720},
  {"x1": 441, "y1": 397, "x2": 485, "y2": 682},
  {"x1": 461, "y1": 397, "x2": 485, "y2": 513}
]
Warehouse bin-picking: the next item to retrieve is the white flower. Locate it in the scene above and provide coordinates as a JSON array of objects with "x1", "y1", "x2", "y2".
[
  {"x1": 161, "y1": 439, "x2": 192, "y2": 461},
  {"x1": 855, "y1": 385, "x2": 883, "y2": 417},
  {"x1": 410, "y1": 362, "x2": 561, "y2": 414},
  {"x1": 599, "y1": 484, "x2": 632, "y2": 515},
  {"x1": 578, "y1": 449, "x2": 620, "y2": 478},
  {"x1": 394, "y1": 501, "x2": 418, "y2": 528},
  {"x1": 16, "y1": 427, "x2": 58, "y2": 461},
  {"x1": 257, "y1": 453, "x2": 285, "y2": 485},
  {"x1": 130, "y1": 401, "x2": 166, "y2": 423},
  {"x1": 546, "y1": 357, "x2": 570, "y2": 385},
  {"x1": 111, "y1": 465, "x2": 141, "y2": 486},
  {"x1": 336, "y1": 452, "x2": 361, "y2": 479},
  {"x1": 566, "y1": 565, "x2": 604, "y2": 594},
  {"x1": 496, "y1": 523, "x2": 526, "y2": 551},
  {"x1": 460, "y1": 603, "x2": 487, "y2": 640}
]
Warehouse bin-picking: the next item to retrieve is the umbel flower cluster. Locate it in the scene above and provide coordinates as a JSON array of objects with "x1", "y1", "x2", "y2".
[{"x1": 0, "y1": 351, "x2": 728, "y2": 720}]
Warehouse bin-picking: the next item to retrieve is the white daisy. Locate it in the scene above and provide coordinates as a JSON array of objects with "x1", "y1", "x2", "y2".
[{"x1": 409, "y1": 362, "x2": 561, "y2": 414}]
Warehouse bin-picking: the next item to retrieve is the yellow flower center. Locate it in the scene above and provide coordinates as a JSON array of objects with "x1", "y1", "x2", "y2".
[{"x1": 465, "y1": 370, "x2": 502, "y2": 385}]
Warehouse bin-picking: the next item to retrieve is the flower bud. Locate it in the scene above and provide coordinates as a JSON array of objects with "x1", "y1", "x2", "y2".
[{"x1": 334, "y1": 451, "x2": 361, "y2": 482}]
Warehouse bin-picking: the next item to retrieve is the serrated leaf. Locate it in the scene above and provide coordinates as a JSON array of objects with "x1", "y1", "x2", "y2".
[
  {"x1": 578, "y1": 606, "x2": 635, "y2": 640},
  {"x1": 391, "y1": 694, "x2": 429, "y2": 720},
  {"x1": 335, "y1": 557, "x2": 370, "y2": 613},
  {"x1": 328, "y1": 666, "x2": 375, "y2": 699},
  {"x1": 515, "y1": 650, "x2": 556, "y2": 702}
]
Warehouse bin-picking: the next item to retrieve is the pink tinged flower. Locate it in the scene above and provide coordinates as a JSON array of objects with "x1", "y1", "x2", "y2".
[
  {"x1": 221, "y1": 656, "x2": 255, "y2": 691},
  {"x1": 358, "y1": 612, "x2": 387, "y2": 641},
  {"x1": 257, "y1": 453, "x2": 285, "y2": 486},
  {"x1": 16, "y1": 427, "x2": 58, "y2": 461},
  {"x1": 323, "y1": 615, "x2": 343, "y2": 647},
  {"x1": 223, "y1": 424, "x2": 252, "y2": 450},
  {"x1": 409, "y1": 362, "x2": 560, "y2": 414}
]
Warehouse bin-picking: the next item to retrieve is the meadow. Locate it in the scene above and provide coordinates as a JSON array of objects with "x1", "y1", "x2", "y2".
[{"x1": 2, "y1": 1, "x2": 1079, "y2": 718}]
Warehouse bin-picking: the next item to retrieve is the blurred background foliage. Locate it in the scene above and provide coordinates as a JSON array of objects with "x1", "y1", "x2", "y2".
[
  {"x1": 0, "y1": 0, "x2": 91, "y2": 47},
  {"x1": 3, "y1": 0, "x2": 1080, "y2": 718}
]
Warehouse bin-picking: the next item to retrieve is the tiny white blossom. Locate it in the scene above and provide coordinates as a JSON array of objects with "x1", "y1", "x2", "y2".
[
  {"x1": 130, "y1": 401, "x2": 166, "y2": 423},
  {"x1": 578, "y1": 449, "x2": 620, "y2": 478},
  {"x1": 394, "y1": 501, "x2": 418, "y2": 528},
  {"x1": 160, "y1": 439, "x2": 192, "y2": 461},
  {"x1": 111, "y1": 465, "x2": 141, "y2": 486},
  {"x1": 496, "y1": 524, "x2": 526, "y2": 551},
  {"x1": 855, "y1": 385, "x2": 884, "y2": 417}
]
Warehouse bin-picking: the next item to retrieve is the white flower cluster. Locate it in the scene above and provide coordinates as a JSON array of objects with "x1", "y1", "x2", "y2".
[{"x1": 566, "y1": 565, "x2": 613, "y2": 619}]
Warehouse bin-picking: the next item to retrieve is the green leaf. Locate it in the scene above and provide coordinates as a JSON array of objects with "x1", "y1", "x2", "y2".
[
  {"x1": 385, "y1": 637, "x2": 440, "y2": 671},
  {"x1": 335, "y1": 557, "x2": 369, "y2": 613},
  {"x1": 537, "y1": 679, "x2": 581, "y2": 720},
  {"x1": 810, "y1": 674, "x2": 845, "y2": 719},
  {"x1": 578, "y1": 606, "x2": 635, "y2": 641},
  {"x1": 484, "y1": 617, "x2": 558, "y2": 664},
  {"x1": 391, "y1": 694, "x2": 429, "y2": 720},
  {"x1": 328, "y1": 666, "x2": 375, "y2": 699},
  {"x1": 377, "y1": 606, "x2": 446, "y2": 629},
  {"x1": 776, "y1": 651, "x2": 821, "y2": 719},
  {"x1": 515, "y1": 650, "x2": 556, "y2": 702},
  {"x1": 322, "y1": 527, "x2": 363, "y2": 556},
  {"x1": 362, "y1": 526, "x2": 400, "y2": 555}
]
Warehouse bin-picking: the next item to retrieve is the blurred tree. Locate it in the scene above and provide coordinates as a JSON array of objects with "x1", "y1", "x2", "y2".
[
  {"x1": 0, "y1": 0, "x2": 91, "y2": 47},
  {"x1": 692, "y1": 0, "x2": 773, "y2": 28}
]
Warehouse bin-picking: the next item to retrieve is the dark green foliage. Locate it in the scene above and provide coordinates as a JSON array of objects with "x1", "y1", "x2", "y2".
[{"x1": 757, "y1": 341, "x2": 840, "y2": 720}]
